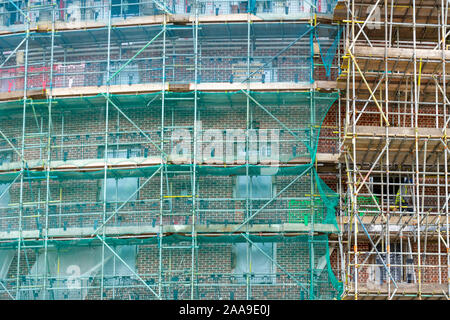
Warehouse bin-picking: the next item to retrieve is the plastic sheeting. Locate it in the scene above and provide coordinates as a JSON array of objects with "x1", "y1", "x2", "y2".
[
  {"x1": 0, "y1": 250, "x2": 15, "y2": 280},
  {"x1": 232, "y1": 242, "x2": 275, "y2": 283},
  {"x1": 0, "y1": 184, "x2": 10, "y2": 208},
  {"x1": 27, "y1": 245, "x2": 136, "y2": 300}
]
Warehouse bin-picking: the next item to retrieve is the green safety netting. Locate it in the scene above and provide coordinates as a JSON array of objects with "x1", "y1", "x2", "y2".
[
  {"x1": 0, "y1": 90, "x2": 338, "y2": 107},
  {"x1": 0, "y1": 90, "x2": 338, "y2": 165},
  {"x1": 305, "y1": 234, "x2": 343, "y2": 300},
  {"x1": 315, "y1": 24, "x2": 341, "y2": 78},
  {"x1": 287, "y1": 166, "x2": 339, "y2": 229},
  {"x1": 0, "y1": 88, "x2": 341, "y2": 300},
  {"x1": 322, "y1": 0, "x2": 340, "y2": 15},
  {"x1": 0, "y1": 163, "x2": 304, "y2": 182},
  {"x1": 0, "y1": 164, "x2": 339, "y2": 229},
  {"x1": 0, "y1": 233, "x2": 331, "y2": 247},
  {"x1": 0, "y1": 91, "x2": 339, "y2": 232},
  {"x1": 0, "y1": 21, "x2": 339, "y2": 92},
  {"x1": 0, "y1": 234, "x2": 342, "y2": 300}
]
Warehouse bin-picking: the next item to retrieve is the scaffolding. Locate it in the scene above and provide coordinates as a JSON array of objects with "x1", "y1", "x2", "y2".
[
  {"x1": 0, "y1": 0, "x2": 345, "y2": 300},
  {"x1": 337, "y1": 0, "x2": 450, "y2": 299}
]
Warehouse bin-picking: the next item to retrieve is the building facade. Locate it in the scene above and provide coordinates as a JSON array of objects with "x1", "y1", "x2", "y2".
[{"x1": 0, "y1": 0, "x2": 448, "y2": 300}]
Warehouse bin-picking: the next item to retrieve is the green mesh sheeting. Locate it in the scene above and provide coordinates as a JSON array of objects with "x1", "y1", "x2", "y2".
[
  {"x1": 0, "y1": 89, "x2": 341, "y2": 300},
  {"x1": 343, "y1": 194, "x2": 380, "y2": 217},
  {"x1": 286, "y1": 166, "x2": 339, "y2": 229},
  {"x1": 313, "y1": 168, "x2": 339, "y2": 227},
  {"x1": 0, "y1": 234, "x2": 342, "y2": 300},
  {"x1": 315, "y1": 24, "x2": 341, "y2": 78},
  {"x1": 0, "y1": 90, "x2": 338, "y2": 164},
  {"x1": 0, "y1": 233, "x2": 329, "y2": 247},
  {"x1": 248, "y1": 0, "x2": 338, "y2": 16},
  {"x1": 0, "y1": 164, "x2": 339, "y2": 231}
]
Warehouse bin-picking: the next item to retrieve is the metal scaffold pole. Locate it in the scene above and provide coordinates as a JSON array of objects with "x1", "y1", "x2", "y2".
[
  {"x1": 42, "y1": 0, "x2": 56, "y2": 300},
  {"x1": 351, "y1": 0, "x2": 358, "y2": 300},
  {"x1": 15, "y1": 0, "x2": 30, "y2": 301},
  {"x1": 337, "y1": 0, "x2": 450, "y2": 300},
  {"x1": 99, "y1": 0, "x2": 113, "y2": 300},
  {"x1": 441, "y1": 0, "x2": 450, "y2": 298}
]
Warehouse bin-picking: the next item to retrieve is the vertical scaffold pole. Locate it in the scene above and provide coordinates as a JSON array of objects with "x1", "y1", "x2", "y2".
[
  {"x1": 15, "y1": 0, "x2": 30, "y2": 300},
  {"x1": 191, "y1": 0, "x2": 199, "y2": 299},
  {"x1": 100, "y1": 0, "x2": 113, "y2": 300},
  {"x1": 42, "y1": 0, "x2": 56, "y2": 299},
  {"x1": 384, "y1": 0, "x2": 391, "y2": 299}
]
